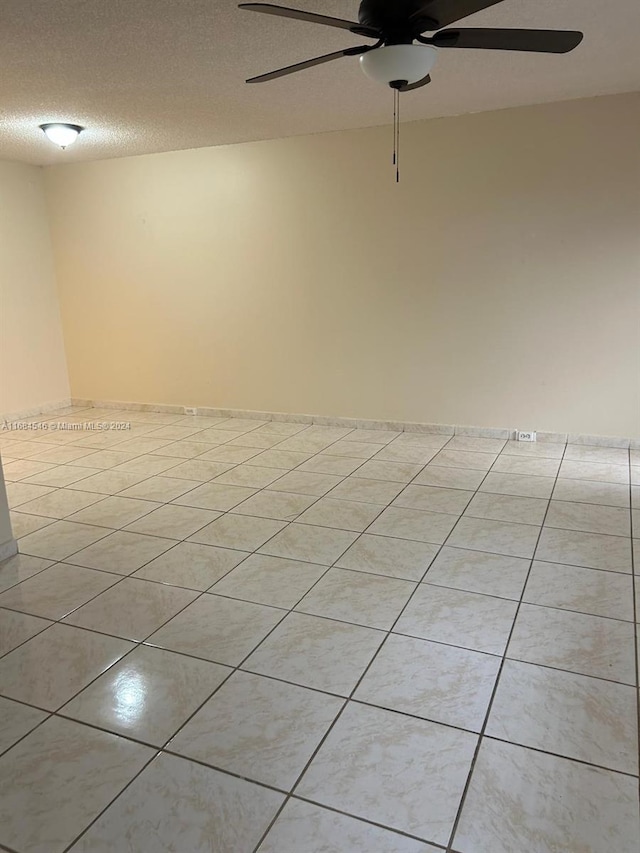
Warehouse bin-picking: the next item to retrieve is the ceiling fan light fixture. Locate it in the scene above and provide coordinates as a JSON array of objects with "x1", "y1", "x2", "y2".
[
  {"x1": 359, "y1": 44, "x2": 437, "y2": 87},
  {"x1": 39, "y1": 123, "x2": 84, "y2": 149}
]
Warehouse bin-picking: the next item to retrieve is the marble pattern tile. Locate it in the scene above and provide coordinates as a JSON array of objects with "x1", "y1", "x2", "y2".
[
  {"x1": 374, "y1": 444, "x2": 439, "y2": 465},
  {"x1": 296, "y1": 497, "x2": 384, "y2": 532},
  {"x1": 258, "y1": 798, "x2": 439, "y2": 853},
  {"x1": 147, "y1": 593, "x2": 285, "y2": 665},
  {"x1": 250, "y1": 449, "x2": 315, "y2": 469},
  {"x1": 491, "y1": 455, "x2": 561, "y2": 477},
  {"x1": 0, "y1": 697, "x2": 48, "y2": 755},
  {"x1": 486, "y1": 659, "x2": 638, "y2": 773},
  {"x1": 564, "y1": 444, "x2": 629, "y2": 464},
  {"x1": 430, "y1": 449, "x2": 497, "y2": 471},
  {"x1": 112, "y1": 454, "x2": 182, "y2": 475},
  {"x1": 337, "y1": 533, "x2": 438, "y2": 581},
  {"x1": 210, "y1": 554, "x2": 327, "y2": 608},
  {"x1": 231, "y1": 489, "x2": 316, "y2": 521},
  {"x1": 0, "y1": 563, "x2": 120, "y2": 619},
  {"x1": 116, "y1": 476, "x2": 202, "y2": 502},
  {"x1": 198, "y1": 445, "x2": 262, "y2": 464},
  {"x1": 523, "y1": 560, "x2": 634, "y2": 621},
  {"x1": 395, "y1": 584, "x2": 518, "y2": 655},
  {"x1": 479, "y1": 471, "x2": 556, "y2": 498},
  {"x1": 545, "y1": 500, "x2": 630, "y2": 536},
  {"x1": 297, "y1": 702, "x2": 477, "y2": 846},
  {"x1": 243, "y1": 611, "x2": 384, "y2": 696},
  {"x1": 464, "y1": 492, "x2": 548, "y2": 526},
  {"x1": 188, "y1": 513, "x2": 286, "y2": 551},
  {"x1": 352, "y1": 460, "x2": 423, "y2": 483},
  {"x1": 446, "y1": 517, "x2": 540, "y2": 559},
  {"x1": 535, "y1": 527, "x2": 632, "y2": 573},
  {"x1": 259, "y1": 523, "x2": 358, "y2": 565},
  {"x1": 354, "y1": 633, "x2": 500, "y2": 732},
  {"x1": 446, "y1": 436, "x2": 506, "y2": 453},
  {"x1": 0, "y1": 716, "x2": 153, "y2": 853},
  {"x1": 295, "y1": 567, "x2": 416, "y2": 630},
  {"x1": 552, "y1": 478, "x2": 630, "y2": 508},
  {"x1": 266, "y1": 471, "x2": 341, "y2": 497},
  {"x1": 172, "y1": 482, "x2": 258, "y2": 511},
  {"x1": 5, "y1": 481, "x2": 54, "y2": 509},
  {"x1": 0, "y1": 607, "x2": 52, "y2": 655},
  {"x1": 558, "y1": 459, "x2": 630, "y2": 485},
  {"x1": 322, "y1": 439, "x2": 381, "y2": 459},
  {"x1": 66, "y1": 530, "x2": 176, "y2": 574},
  {"x1": 328, "y1": 477, "x2": 405, "y2": 505},
  {"x1": 68, "y1": 752, "x2": 283, "y2": 853},
  {"x1": 424, "y1": 546, "x2": 530, "y2": 600},
  {"x1": 155, "y1": 458, "x2": 233, "y2": 481},
  {"x1": 500, "y1": 440, "x2": 565, "y2": 459},
  {"x1": 18, "y1": 520, "x2": 111, "y2": 560},
  {"x1": 62, "y1": 645, "x2": 230, "y2": 746},
  {"x1": 63, "y1": 578, "x2": 198, "y2": 641},
  {"x1": 453, "y1": 738, "x2": 640, "y2": 853},
  {"x1": 3, "y1": 459, "x2": 56, "y2": 480},
  {"x1": 214, "y1": 464, "x2": 289, "y2": 488},
  {"x1": 67, "y1": 496, "x2": 160, "y2": 529},
  {"x1": 507, "y1": 603, "x2": 636, "y2": 684},
  {"x1": 124, "y1": 504, "x2": 220, "y2": 539},
  {"x1": 413, "y1": 465, "x2": 486, "y2": 490},
  {"x1": 0, "y1": 624, "x2": 132, "y2": 709},
  {"x1": 171, "y1": 670, "x2": 343, "y2": 789},
  {"x1": 367, "y1": 506, "x2": 459, "y2": 544},
  {"x1": 393, "y1": 484, "x2": 474, "y2": 515},
  {"x1": 66, "y1": 469, "x2": 151, "y2": 494},
  {"x1": 22, "y1": 465, "x2": 103, "y2": 488},
  {"x1": 134, "y1": 542, "x2": 248, "y2": 590},
  {"x1": 0, "y1": 553, "x2": 52, "y2": 592}
]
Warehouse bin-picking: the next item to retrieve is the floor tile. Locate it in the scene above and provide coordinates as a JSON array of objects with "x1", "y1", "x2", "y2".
[
  {"x1": 62, "y1": 645, "x2": 230, "y2": 746},
  {"x1": 214, "y1": 465, "x2": 288, "y2": 488},
  {"x1": 296, "y1": 497, "x2": 384, "y2": 532},
  {"x1": 10, "y1": 510, "x2": 55, "y2": 538},
  {"x1": 67, "y1": 469, "x2": 151, "y2": 494},
  {"x1": 391, "y1": 433, "x2": 448, "y2": 448},
  {"x1": 3, "y1": 459, "x2": 56, "y2": 480},
  {"x1": 0, "y1": 624, "x2": 132, "y2": 709},
  {"x1": 18, "y1": 520, "x2": 111, "y2": 560},
  {"x1": 0, "y1": 697, "x2": 48, "y2": 755},
  {"x1": 464, "y1": 492, "x2": 548, "y2": 526},
  {"x1": 29, "y1": 446, "x2": 104, "y2": 465},
  {"x1": 0, "y1": 720, "x2": 150, "y2": 853},
  {"x1": 395, "y1": 585, "x2": 517, "y2": 655},
  {"x1": 259, "y1": 523, "x2": 358, "y2": 565},
  {"x1": 134, "y1": 542, "x2": 248, "y2": 590},
  {"x1": 147, "y1": 594, "x2": 285, "y2": 665},
  {"x1": 297, "y1": 702, "x2": 477, "y2": 846},
  {"x1": 258, "y1": 798, "x2": 439, "y2": 853},
  {"x1": 65, "y1": 530, "x2": 175, "y2": 575},
  {"x1": 171, "y1": 670, "x2": 343, "y2": 790},
  {"x1": 172, "y1": 482, "x2": 258, "y2": 510},
  {"x1": 328, "y1": 477, "x2": 404, "y2": 504},
  {"x1": 210, "y1": 554, "x2": 327, "y2": 608},
  {"x1": 491, "y1": 455, "x2": 561, "y2": 477},
  {"x1": 5, "y1": 481, "x2": 54, "y2": 509},
  {"x1": 66, "y1": 496, "x2": 159, "y2": 529},
  {"x1": 424, "y1": 546, "x2": 529, "y2": 600},
  {"x1": 414, "y1": 465, "x2": 486, "y2": 490},
  {"x1": 354, "y1": 633, "x2": 500, "y2": 732},
  {"x1": 295, "y1": 567, "x2": 415, "y2": 630},
  {"x1": 150, "y1": 439, "x2": 222, "y2": 459},
  {"x1": 564, "y1": 445, "x2": 629, "y2": 465},
  {"x1": 447, "y1": 517, "x2": 540, "y2": 558},
  {"x1": 367, "y1": 506, "x2": 458, "y2": 544},
  {"x1": 479, "y1": 471, "x2": 556, "y2": 498},
  {"x1": 353, "y1": 459, "x2": 423, "y2": 483},
  {"x1": 393, "y1": 484, "x2": 474, "y2": 515},
  {"x1": 0, "y1": 607, "x2": 52, "y2": 655},
  {"x1": 523, "y1": 561, "x2": 634, "y2": 621},
  {"x1": 158, "y1": 458, "x2": 233, "y2": 481},
  {"x1": 545, "y1": 500, "x2": 630, "y2": 536},
  {"x1": 430, "y1": 449, "x2": 497, "y2": 471},
  {"x1": 552, "y1": 478, "x2": 630, "y2": 508},
  {"x1": 501, "y1": 440, "x2": 565, "y2": 459},
  {"x1": 453, "y1": 738, "x2": 639, "y2": 853},
  {"x1": 243, "y1": 611, "x2": 384, "y2": 696},
  {"x1": 269, "y1": 470, "x2": 343, "y2": 496},
  {"x1": 0, "y1": 553, "x2": 52, "y2": 592},
  {"x1": 116, "y1": 476, "x2": 202, "y2": 502},
  {"x1": 198, "y1": 445, "x2": 262, "y2": 464},
  {"x1": 558, "y1": 459, "x2": 629, "y2": 485},
  {"x1": 113, "y1": 454, "x2": 182, "y2": 476},
  {"x1": 0, "y1": 563, "x2": 120, "y2": 619},
  {"x1": 486, "y1": 659, "x2": 638, "y2": 774},
  {"x1": 250, "y1": 449, "x2": 315, "y2": 469},
  {"x1": 535, "y1": 527, "x2": 632, "y2": 573},
  {"x1": 322, "y1": 439, "x2": 381, "y2": 459},
  {"x1": 125, "y1": 504, "x2": 220, "y2": 539},
  {"x1": 374, "y1": 444, "x2": 438, "y2": 465},
  {"x1": 507, "y1": 603, "x2": 636, "y2": 684},
  {"x1": 68, "y1": 751, "x2": 283, "y2": 853},
  {"x1": 337, "y1": 533, "x2": 438, "y2": 581},
  {"x1": 188, "y1": 513, "x2": 286, "y2": 551},
  {"x1": 446, "y1": 436, "x2": 506, "y2": 453},
  {"x1": 76, "y1": 450, "x2": 140, "y2": 470},
  {"x1": 23, "y1": 465, "x2": 103, "y2": 488},
  {"x1": 63, "y1": 578, "x2": 198, "y2": 641},
  {"x1": 231, "y1": 489, "x2": 316, "y2": 521}
]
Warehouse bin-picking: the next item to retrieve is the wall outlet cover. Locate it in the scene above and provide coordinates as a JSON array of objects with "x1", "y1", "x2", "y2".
[
  {"x1": 184, "y1": 407, "x2": 198, "y2": 415},
  {"x1": 517, "y1": 431, "x2": 537, "y2": 442}
]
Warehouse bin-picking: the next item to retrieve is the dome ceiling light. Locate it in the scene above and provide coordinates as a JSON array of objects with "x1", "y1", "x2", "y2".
[{"x1": 39, "y1": 123, "x2": 84, "y2": 149}]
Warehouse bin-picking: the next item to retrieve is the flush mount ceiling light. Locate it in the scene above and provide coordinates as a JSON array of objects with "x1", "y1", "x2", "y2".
[{"x1": 39, "y1": 123, "x2": 84, "y2": 149}]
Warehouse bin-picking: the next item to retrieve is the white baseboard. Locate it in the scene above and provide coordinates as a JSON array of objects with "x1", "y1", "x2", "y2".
[
  {"x1": 69, "y1": 398, "x2": 636, "y2": 449},
  {"x1": 1, "y1": 398, "x2": 76, "y2": 422}
]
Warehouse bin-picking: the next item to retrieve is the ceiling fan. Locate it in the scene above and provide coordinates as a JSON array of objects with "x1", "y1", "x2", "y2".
[{"x1": 239, "y1": 0, "x2": 583, "y2": 92}]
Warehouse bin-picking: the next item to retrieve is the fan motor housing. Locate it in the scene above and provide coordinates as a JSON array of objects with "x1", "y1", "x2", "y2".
[{"x1": 358, "y1": 0, "x2": 436, "y2": 43}]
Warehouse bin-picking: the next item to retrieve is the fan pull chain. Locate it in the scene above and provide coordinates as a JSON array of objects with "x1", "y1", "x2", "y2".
[{"x1": 392, "y1": 87, "x2": 401, "y2": 183}]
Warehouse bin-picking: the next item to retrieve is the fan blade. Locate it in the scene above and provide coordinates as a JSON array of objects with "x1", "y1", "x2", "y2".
[
  {"x1": 413, "y1": 0, "x2": 505, "y2": 31},
  {"x1": 431, "y1": 28, "x2": 584, "y2": 53},
  {"x1": 239, "y1": 4, "x2": 381, "y2": 38},
  {"x1": 246, "y1": 45, "x2": 372, "y2": 83},
  {"x1": 399, "y1": 74, "x2": 431, "y2": 93}
]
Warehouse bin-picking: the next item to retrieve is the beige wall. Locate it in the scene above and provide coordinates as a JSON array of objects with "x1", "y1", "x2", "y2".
[
  {"x1": 0, "y1": 161, "x2": 70, "y2": 415},
  {"x1": 45, "y1": 93, "x2": 640, "y2": 437}
]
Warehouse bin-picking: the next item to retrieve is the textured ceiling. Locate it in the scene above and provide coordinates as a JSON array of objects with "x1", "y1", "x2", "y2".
[{"x1": 1, "y1": 0, "x2": 639, "y2": 165}]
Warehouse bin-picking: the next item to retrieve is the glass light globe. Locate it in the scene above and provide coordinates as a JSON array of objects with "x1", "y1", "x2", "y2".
[
  {"x1": 39, "y1": 123, "x2": 84, "y2": 148},
  {"x1": 360, "y1": 44, "x2": 437, "y2": 87}
]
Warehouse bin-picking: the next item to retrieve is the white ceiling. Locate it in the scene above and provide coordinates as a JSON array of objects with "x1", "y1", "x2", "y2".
[{"x1": 2, "y1": 0, "x2": 639, "y2": 165}]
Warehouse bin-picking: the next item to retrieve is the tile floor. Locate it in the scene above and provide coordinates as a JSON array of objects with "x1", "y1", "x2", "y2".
[{"x1": 0, "y1": 406, "x2": 639, "y2": 853}]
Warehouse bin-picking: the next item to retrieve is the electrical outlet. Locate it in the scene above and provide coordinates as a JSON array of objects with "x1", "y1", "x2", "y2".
[
  {"x1": 184, "y1": 407, "x2": 198, "y2": 416},
  {"x1": 516, "y1": 430, "x2": 537, "y2": 442}
]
